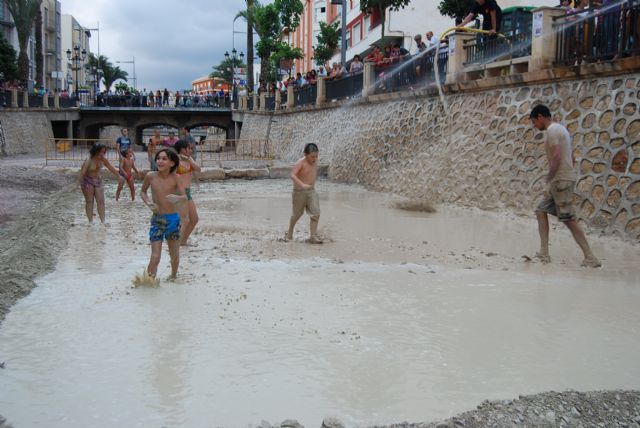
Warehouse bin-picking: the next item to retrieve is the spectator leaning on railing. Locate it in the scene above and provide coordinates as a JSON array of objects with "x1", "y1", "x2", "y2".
[
  {"x1": 349, "y1": 55, "x2": 364, "y2": 73},
  {"x1": 460, "y1": 0, "x2": 503, "y2": 37}
]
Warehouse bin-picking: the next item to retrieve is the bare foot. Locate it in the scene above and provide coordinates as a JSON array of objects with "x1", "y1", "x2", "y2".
[
  {"x1": 280, "y1": 233, "x2": 293, "y2": 242},
  {"x1": 581, "y1": 256, "x2": 602, "y2": 268},
  {"x1": 306, "y1": 236, "x2": 323, "y2": 244},
  {"x1": 534, "y1": 252, "x2": 550, "y2": 264}
]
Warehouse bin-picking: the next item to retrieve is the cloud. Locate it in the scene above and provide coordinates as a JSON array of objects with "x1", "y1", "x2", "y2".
[{"x1": 62, "y1": 0, "x2": 253, "y2": 91}]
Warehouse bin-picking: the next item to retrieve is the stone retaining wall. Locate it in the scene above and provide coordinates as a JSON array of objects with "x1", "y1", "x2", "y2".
[
  {"x1": 0, "y1": 112, "x2": 53, "y2": 156},
  {"x1": 239, "y1": 75, "x2": 640, "y2": 241}
]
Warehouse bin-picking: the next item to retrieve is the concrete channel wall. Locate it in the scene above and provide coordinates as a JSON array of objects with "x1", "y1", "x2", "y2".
[
  {"x1": 238, "y1": 74, "x2": 640, "y2": 241},
  {"x1": 0, "y1": 112, "x2": 54, "y2": 156}
]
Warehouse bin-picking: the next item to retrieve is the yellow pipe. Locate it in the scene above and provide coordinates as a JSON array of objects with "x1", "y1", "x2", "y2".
[{"x1": 439, "y1": 26, "x2": 508, "y2": 40}]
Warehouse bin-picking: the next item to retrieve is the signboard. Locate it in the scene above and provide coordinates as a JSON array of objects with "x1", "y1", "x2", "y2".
[
  {"x1": 234, "y1": 79, "x2": 247, "y2": 86},
  {"x1": 279, "y1": 58, "x2": 293, "y2": 71},
  {"x1": 533, "y1": 12, "x2": 543, "y2": 38},
  {"x1": 449, "y1": 36, "x2": 456, "y2": 55}
]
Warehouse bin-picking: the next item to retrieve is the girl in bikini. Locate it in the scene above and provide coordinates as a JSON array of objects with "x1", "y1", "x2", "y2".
[
  {"x1": 78, "y1": 143, "x2": 119, "y2": 225},
  {"x1": 174, "y1": 139, "x2": 201, "y2": 246},
  {"x1": 115, "y1": 148, "x2": 140, "y2": 201}
]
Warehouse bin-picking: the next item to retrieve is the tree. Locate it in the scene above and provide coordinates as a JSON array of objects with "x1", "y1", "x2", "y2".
[
  {"x1": 359, "y1": 0, "x2": 411, "y2": 39},
  {"x1": 102, "y1": 65, "x2": 128, "y2": 93},
  {"x1": 313, "y1": 21, "x2": 340, "y2": 68},
  {"x1": 35, "y1": 7, "x2": 43, "y2": 87},
  {"x1": 85, "y1": 53, "x2": 110, "y2": 91},
  {"x1": 6, "y1": 0, "x2": 43, "y2": 86},
  {"x1": 236, "y1": 0, "x2": 255, "y2": 91},
  {"x1": 275, "y1": 0, "x2": 304, "y2": 43},
  {"x1": 250, "y1": 1, "x2": 282, "y2": 86},
  {"x1": 0, "y1": 33, "x2": 19, "y2": 82},
  {"x1": 437, "y1": 0, "x2": 475, "y2": 20},
  {"x1": 268, "y1": 42, "x2": 303, "y2": 82},
  {"x1": 209, "y1": 57, "x2": 247, "y2": 83}
]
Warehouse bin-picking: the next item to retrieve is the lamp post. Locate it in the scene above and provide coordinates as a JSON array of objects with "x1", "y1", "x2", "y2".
[
  {"x1": 224, "y1": 48, "x2": 244, "y2": 108},
  {"x1": 115, "y1": 57, "x2": 136, "y2": 90},
  {"x1": 66, "y1": 44, "x2": 86, "y2": 97}
]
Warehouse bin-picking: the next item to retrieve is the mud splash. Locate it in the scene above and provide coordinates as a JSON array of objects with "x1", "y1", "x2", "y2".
[{"x1": 0, "y1": 179, "x2": 639, "y2": 427}]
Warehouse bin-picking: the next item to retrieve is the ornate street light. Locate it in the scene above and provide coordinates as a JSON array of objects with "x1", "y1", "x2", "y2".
[
  {"x1": 66, "y1": 45, "x2": 87, "y2": 96},
  {"x1": 224, "y1": 48, "x2": 244, "y2": 108}
]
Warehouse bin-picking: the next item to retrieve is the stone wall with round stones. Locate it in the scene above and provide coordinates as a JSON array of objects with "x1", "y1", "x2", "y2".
[{"x1": 240, "y1": 74, "x2": 640, "y2": 241}]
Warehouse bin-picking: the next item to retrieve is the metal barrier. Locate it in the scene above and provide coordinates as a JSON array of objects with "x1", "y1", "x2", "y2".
[
  {"x1": 93, "y1": 94, "x2": 231, "y2": 109},
  {"x1": 374, "y1": 50, "x2": 448, "y2": 93},
  {"x1": 465, "y1": 30, "x2": 532, "y2": 65},
  {"x1": 44, "y1": 138, "x2": 119, "y2": 165},
  {"x1": 326, "y1": 72, "x2": 363, "y2": 101},
  {"x1": 294, "y1": 85, "x2": 317, "y2": 107},
  {"x1": 198, "y1": 139, "x2": 274, "y2": 165},
  {"x1": 554, "y1": 2, "x2": 640, "y2": 66},
  {"x1": 265, "y1": 96, "x2": 276, "y2": 110}
]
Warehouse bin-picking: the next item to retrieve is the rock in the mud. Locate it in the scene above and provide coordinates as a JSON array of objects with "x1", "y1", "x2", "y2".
[
  {"x1": 226, "y1": 168, "x2": 270, "y2": 179},
  {"x1": 200, "y1": 168, "x2": 226, "y2": 181},
  {"x1": 280, "y1": 419, "x2": 304, "y2": 428},
  {"x1": 321, "y1": 417, "x2": 345, "y2": 428},
  {"x1": 317, "y1": 164, "x2": 329, "y2": 177},
  {"x1": 269, "y1": 166, "x2": 293, "y2": 179}
]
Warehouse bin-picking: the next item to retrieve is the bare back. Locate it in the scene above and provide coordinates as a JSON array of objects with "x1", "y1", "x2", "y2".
[{"x1": 291, "y1": 157, "x2": 317, "y2": 190}]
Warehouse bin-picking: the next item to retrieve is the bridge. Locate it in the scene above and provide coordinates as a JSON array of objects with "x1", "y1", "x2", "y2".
[{"x1": 76, "y1": 106, "x2": 234, "y2": 143}]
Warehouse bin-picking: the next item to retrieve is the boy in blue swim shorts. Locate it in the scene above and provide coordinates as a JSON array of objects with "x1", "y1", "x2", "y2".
[{"x1": 140, "y1": 148, "x2": 187, "y2": 279}]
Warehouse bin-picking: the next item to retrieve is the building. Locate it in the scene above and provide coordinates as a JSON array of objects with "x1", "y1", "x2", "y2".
[
  {"x1": 42, "y1": 0, "x2": 62, "y2": 92},
  {"x1": 61, "y1": 14, "x2": 91, "y2": 93},
  {"x1": 0, "y1": 0, "x2": 36, "y2": 88},
  {"x1": 289, "y1": 0, "x2": 558, "y2": 74},
  {"x1": 191, "y1": 76, "x2": 229, "y2": 95}
]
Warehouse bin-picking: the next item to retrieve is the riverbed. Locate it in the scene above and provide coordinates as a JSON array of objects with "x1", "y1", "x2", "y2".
[{"x1": 1, "y1": 179, "x2": 639, "y2": 427}]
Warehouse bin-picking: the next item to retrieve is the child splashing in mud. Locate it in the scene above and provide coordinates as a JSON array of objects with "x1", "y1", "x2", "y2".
[
  {"x1": 78, "y1": 143, "x2": 119, "y2": 225},
  {"x1": 115, "y1": 148, "x2": 139, "y2": 201},
  {"x1": 174, "y1": 139, "x2": 201, "y2": 246},
  {"x1": 140, "y1": 148, "x2": 187, "y2": 280},
  {"x1": 285, "y1": 143, "x2": 322, "y2": 244}
]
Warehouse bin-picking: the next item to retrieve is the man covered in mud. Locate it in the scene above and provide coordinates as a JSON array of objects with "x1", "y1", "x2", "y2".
[
  {"x1": 530, "y1": 104, "x2": 601, "y2": 267},
  {"x1": 285, "y1": 143, "x2": 322, "y2": 244}
]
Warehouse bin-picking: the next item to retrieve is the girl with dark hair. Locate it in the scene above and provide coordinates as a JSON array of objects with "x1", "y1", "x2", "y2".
[
  {"x1": 174, "y1": 139, "x2": 201, "y2": 246},
  {"x1": 77, "y1": 143, "x2": 119, "y2": 225}
]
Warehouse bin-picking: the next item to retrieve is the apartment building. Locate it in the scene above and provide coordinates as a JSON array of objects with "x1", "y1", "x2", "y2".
[
  {"x1": 290, "y1": 0, "x2": 558, "y2": 74},
  {"x1": 42, "y1": 0, "x2": 62, "y2": 91},
  {"x1": 61, "y1": 14, "x2": 91, "y2": 93}
]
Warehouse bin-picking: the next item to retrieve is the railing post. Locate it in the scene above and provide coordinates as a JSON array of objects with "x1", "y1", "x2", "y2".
[
  {"x1": 316, "y1": 77, "x2": 326, "y2": 106},
  {"x1": 446, "y1": 32, "x2": 477, "y2": 84},
  {"x1": 54, "y1": 93, "x2": 60, "y2": 108},
  {"x1": 530, "y1": 7, "x2": 566, "y2": 72},
  {"x1": 362, "y1": 62, "x2": 375, "y2": 97},
  {"x1": 287, "y1": 86, "x2": 295, "y2": 109},
  {"x1": 22, "y1": 91, "x2": 29, "y2": 108},
  {"x1": 42, "y1": 93, "x2": 48, "y2": 109},
  {"x1": 251, "y1": 93, "x2": 257, "y2": 111},
  {"x1": 275, "y1": 90, "x2": 281, "y2": 110},
  {"x1": 11, "y1": 89, "x2": 18, "y2": 108},
  {"x1": 260, "y1": 93, "x2": 266, "y2": 111}
]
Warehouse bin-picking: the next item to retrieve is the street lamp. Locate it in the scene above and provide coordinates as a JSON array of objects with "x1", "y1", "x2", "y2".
[
  {"x1": 66, "y1": 44, "x2": 86, "y2": 96},
  {"x1": 224, "y1": 48, "x2": 244, "y2": 108},
  {"x1": 115, "y1": 57, "x2": 136, "y2": 90}
]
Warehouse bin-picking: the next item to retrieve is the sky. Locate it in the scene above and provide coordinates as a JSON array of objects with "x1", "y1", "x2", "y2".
[{"x1": 61, "y1": 0, "x2": 256, "y2": 91}]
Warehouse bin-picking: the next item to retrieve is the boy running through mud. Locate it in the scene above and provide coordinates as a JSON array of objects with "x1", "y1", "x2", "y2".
[
  {"x1": 115, "y1": 148, "x2": 139, "y2": 201},
  {"x1": 286, "y1": 143, "x2": 322, "y2": 244},
  {"x1": 530, "y1": 104, "x2": 601, "y2": 267},
  {"x1": 140, "y1": 148, "x2": 187, "y2": 279}
]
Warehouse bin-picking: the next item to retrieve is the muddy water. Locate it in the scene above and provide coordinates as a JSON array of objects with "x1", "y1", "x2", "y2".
[{"x1": 1, "y1": 179, "x2": 639, "y2": 427}]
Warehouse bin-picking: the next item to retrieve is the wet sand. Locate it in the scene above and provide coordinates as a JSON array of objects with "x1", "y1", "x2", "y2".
[{"x1": 0, "y1": 178, "x2": 639, "y2": 427}]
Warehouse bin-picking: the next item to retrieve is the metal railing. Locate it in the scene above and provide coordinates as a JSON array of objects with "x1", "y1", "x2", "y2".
[
  {"x1": 198, "y1": 139, "x2": 274, "y2": 165},
  {"x1": 465, "y1": 29, "x2": 532, "y2": 65},
  {"x1": 294, "y1": 85, "x2": 317, "y2": 107},
  {"x1": 554, "y1": 2, "x2": 640, "y2": 66},
  {"x1": 264, "y1": 96, "x2": 276, "y2": 111},
  {"x1": 44, "y1": 138, "x2": 119, "y2": 165},
  {"x1": 92, "y1": 94, "x2": 231, "y2": 109},
  {"x1": 374, "y1": 50, "x2": 448, "y2": 94},
  {"x1": 326, "y1": 72, "x2": 363, "y2": 101}
]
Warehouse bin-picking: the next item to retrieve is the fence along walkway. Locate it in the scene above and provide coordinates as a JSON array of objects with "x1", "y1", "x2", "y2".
[{"x1": 44, "y1": 138, "x2": 274, "y2": 167}]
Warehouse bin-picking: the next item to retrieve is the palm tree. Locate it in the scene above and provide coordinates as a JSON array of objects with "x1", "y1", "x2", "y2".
[
  {"x1": 6, "y1": 0, "x2": 43, "y2": 87},
  {"x1": 236, "y1": 0, "x2": 257, "y2": 91},
  {"x1": 102, "y1": 65, "x2": 128, "y2": 93},
  {"x1": 85, "y1": 53, "x2": 110, "y2": 90},
  {"x1": 34, "y1": 7, "x2": 43, "y2": 87}
]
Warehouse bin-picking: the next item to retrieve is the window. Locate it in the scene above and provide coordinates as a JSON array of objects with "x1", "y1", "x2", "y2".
[
  {"x1": 352, "y1": 22, "x2": 361, "y2": 45},
  {"x1": 346, "y1": 29, "x2": 351, "y2": 47},
  {"x1": 364, "y1": 15, "x2": 370, "y2": 34}
]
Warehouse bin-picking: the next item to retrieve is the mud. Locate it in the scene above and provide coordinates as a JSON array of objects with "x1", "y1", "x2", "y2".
[{"x1": 0, "y1": 178, "x2": 639, "y2": 427}]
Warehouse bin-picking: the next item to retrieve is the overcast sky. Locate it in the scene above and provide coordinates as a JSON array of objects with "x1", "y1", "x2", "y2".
[{"x1": 62, "y1": 0, "x2": 256, "y2": 91}]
